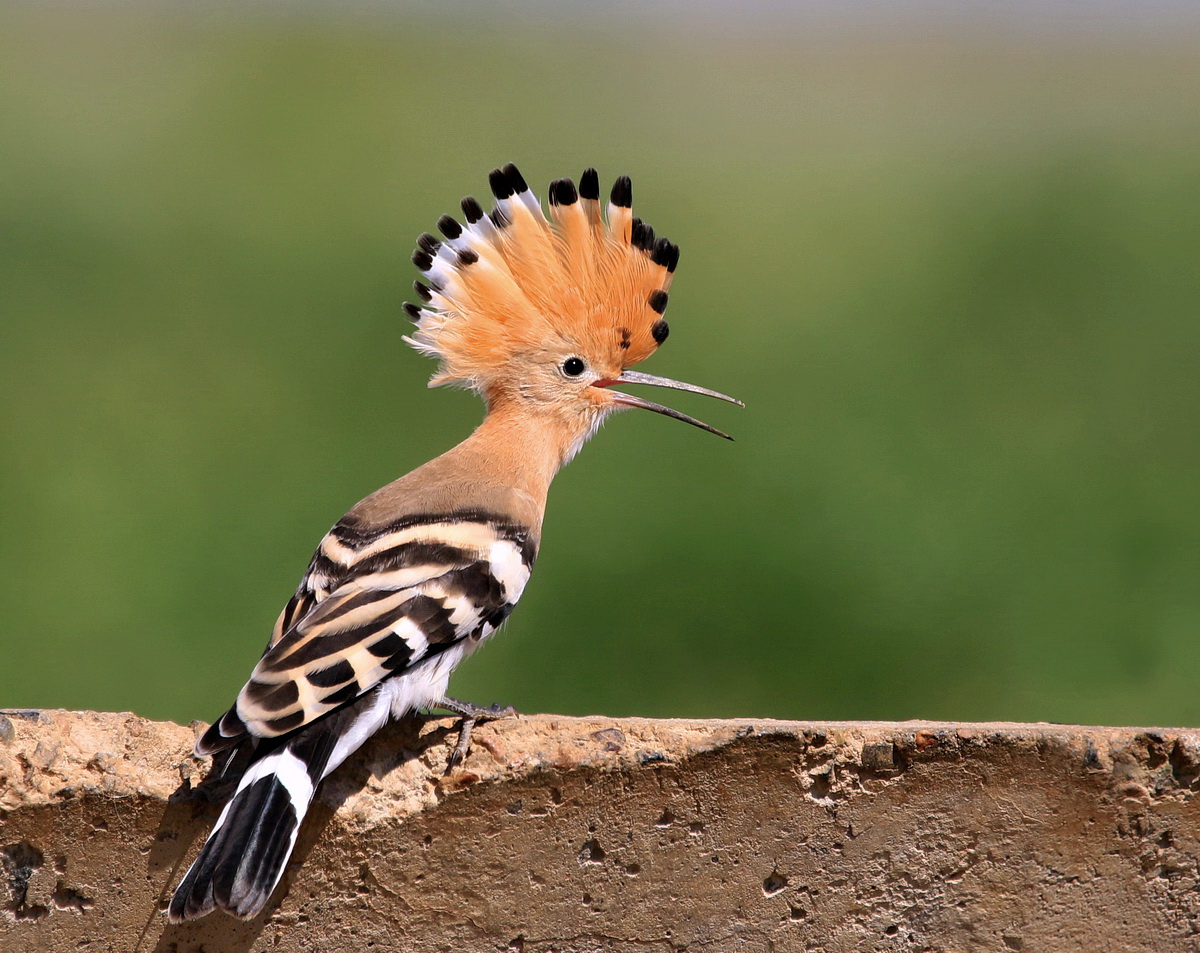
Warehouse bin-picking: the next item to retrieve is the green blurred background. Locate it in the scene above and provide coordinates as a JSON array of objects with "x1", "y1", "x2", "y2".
[{"x1": 2, "y1": 4, "x2": 1198, "y2": 728}]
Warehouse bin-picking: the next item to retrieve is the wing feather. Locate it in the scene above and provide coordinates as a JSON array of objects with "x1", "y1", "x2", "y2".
[
  {"x1": 238, "y1": 528, "x2": 526, "y2": 739},
  {"x1": 195, "y1": 513, "x2": 533, "y2": 755}
]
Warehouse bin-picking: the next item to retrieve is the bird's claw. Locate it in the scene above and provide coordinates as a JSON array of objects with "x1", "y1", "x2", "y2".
[{"x1": 435, "y1": 697, "x2": 517, "y2": 773}]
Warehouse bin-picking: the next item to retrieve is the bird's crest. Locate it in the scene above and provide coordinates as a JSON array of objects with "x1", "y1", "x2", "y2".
[{"x1": 403, "y1": 164, "x2": 679, "y2": 392}]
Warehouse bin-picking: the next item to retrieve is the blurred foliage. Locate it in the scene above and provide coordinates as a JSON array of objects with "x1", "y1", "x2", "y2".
[{"x1": 1, "y1": 7, "x2": 1198, "y2": 727}]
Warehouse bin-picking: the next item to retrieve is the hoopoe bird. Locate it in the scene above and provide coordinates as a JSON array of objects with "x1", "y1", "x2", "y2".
[{"x1": 168, "y1": 164, "x2": 741, "y2": 922}]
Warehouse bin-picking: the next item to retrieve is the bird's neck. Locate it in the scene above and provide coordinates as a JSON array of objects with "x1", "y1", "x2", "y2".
[
  {"x1": 345, "y1": 398, "x2": 593, "y2": 537},
  {"x1": 452, "y1": 398, "x2": 594, "y2": 506}
]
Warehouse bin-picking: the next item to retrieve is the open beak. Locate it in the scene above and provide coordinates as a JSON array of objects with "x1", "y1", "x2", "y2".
[{"x1": 594, "y1": 369, "x2": 744, "y2": 440}]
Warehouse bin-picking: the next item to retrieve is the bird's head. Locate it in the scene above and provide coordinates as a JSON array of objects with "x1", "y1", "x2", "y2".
[{"x1": 403, "y1": 164, "x2": 741, "y2": 451}]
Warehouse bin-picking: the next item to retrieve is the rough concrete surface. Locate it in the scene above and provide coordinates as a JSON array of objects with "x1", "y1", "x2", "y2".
[{"x1": 2, "y1": 711, "x2": 1200, "y2": 952}]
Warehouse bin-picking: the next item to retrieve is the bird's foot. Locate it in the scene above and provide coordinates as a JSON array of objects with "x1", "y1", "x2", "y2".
[{"x1": 432, "y1": 697, "x2": 517, "y2": 772}]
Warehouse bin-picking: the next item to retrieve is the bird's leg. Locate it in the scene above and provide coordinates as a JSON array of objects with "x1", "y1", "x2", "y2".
[{"x1": 433, "y1": 696, "x2": 517, "y2": 771}]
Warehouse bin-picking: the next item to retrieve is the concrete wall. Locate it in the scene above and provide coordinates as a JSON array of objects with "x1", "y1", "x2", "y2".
[{"x1": 2, "y1": 709, "x2": 1199, "y2": 952}]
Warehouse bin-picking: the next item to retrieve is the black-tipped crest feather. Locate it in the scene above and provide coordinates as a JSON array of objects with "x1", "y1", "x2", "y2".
[
  {"x1": 461, "y1": 196, "x2": 484, "y2": 223},
  {"x1": 579, "y1": 167, "x2": 600, "y2": 200},
  {"x1": 488, "y1": 168, "x2": 513, "y2": 200},
  {"x1": 610, "y1": 175, "x2": 632, "y2": 208},
  {"x1": 550, "y1": 178, "x2": 578, "y2": 206},
  {"x1": 501, "y1": 162, "x2": 528, "y2": 193}
]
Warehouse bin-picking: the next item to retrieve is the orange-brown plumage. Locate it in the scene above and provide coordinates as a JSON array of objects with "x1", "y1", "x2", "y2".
[{"x1": 405, "y1": 165, "x2": 677, "y2": 395}]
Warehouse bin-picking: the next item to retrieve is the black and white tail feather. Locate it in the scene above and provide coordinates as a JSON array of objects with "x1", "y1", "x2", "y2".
[{"x1": 169, "y1": 688, "x2": 391, "y2": 920}]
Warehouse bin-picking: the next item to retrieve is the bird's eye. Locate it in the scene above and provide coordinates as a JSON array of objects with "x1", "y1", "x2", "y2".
[{"x1": 562, "y1": 357, "x2": 586, "y2": 377}]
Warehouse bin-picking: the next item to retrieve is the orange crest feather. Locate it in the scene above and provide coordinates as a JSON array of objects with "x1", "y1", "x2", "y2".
[{"x1": 403, "y1": 165, "x2": 678, "y2": 392}]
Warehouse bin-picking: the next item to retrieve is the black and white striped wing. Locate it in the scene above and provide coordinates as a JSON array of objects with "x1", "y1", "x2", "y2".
[{"x1": 196, "y1": 513, "x2": 535, "y2": 754}]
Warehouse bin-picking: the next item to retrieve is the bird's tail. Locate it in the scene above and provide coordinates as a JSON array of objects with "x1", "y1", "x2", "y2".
[{"x1": 169, "y1": 686, "x2": 391, "y2": 922}]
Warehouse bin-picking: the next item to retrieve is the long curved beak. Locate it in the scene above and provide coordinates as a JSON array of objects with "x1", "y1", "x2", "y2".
[{"x1": 594, "y1": 369, "x2": 744, "y2": 441}]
